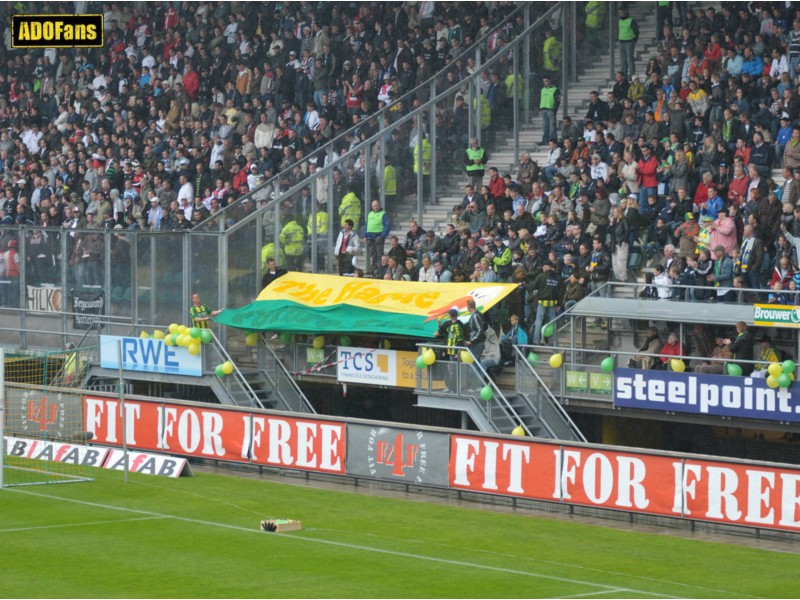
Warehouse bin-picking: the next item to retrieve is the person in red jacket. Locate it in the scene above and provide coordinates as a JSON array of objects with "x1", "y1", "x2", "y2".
[
  {"x1": 636, "y1": 144, "x2": 658, "y2": 212},
  {"x1": 659, "y1": 332, "x2": 687, "y2": 369},
  {"x1": 183, "y1": 67, "x2": 199, "y2": 102},
  {"x1": 487, "y1": 167, "x2": 506, "y2": 205},
  {"x1": 727, "y1": 163, "x2": 750, "y2": 207}
]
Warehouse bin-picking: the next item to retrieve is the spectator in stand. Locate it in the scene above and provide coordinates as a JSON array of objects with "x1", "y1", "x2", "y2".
[{"x1": 724, "y1": 321, "x2": 755, "y2": 376}]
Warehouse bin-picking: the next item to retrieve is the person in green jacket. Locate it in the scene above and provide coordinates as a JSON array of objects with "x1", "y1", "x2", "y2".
[
  {"x1": 617, "y1": 6, "x2": 639, "y2": 79},
  {"x1": 584, "y1": 1, "x2": 607, "y2": 51},
  {"x1": 338, "y1": 188, "x2": 362, "y2": 229},
  {"x1": 280, "y1": 212, "x2": 306, "y2": 272}
]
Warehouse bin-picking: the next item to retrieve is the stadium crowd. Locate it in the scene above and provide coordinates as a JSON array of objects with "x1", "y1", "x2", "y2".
[
  {"x1": 0, "y1": 0, "x2": 543, "y2": 304},
  {"x1": 338, "y1": 2, "x2": 800, "y2": 364}
]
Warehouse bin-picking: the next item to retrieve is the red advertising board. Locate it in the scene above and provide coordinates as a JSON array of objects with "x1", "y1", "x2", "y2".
[
  {"x1": 84, "y1": 396, "x2": 346, "y2": 474},
  {"x1": 680, "y1": 458, "x2": 800, "y2": 530},
  {"x1": 449, "y1": 434, "x2": 800, "y2": 532},
  {"x1": 449, "y1": 434, "x2": 559, "y2": 500}
]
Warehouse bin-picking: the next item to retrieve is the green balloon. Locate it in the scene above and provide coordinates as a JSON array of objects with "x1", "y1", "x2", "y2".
[
  {"x1": 190, "y1": 327, "x2": 201, "y2": 339},
  {"x1": 415, "y1": 355, "x2": 427, "y2": 369},
  {"x1": 279, "y1": 332, "x2": 293, "y2": 344},
  {"x1": 171, "y1": 333, "x2": 180, "y2": 346},
  {"x1": 215, "y1": 364, "x2": 225, "y2": 377},
  {"x1": 527, "y1": 352, "x2": 540, "y2": 367},
  {"x1": 200, "y1": 329, "x2": 213, "y2": 344},
  {"x1": 778, "y1": 373, "x2": 792, "y2": 388},
  {"x1": 600, "y1": 356, "x2": 615, "y2": 373},
  {"x1": 726, "y1": 363, "x2": 742, "y2": 377},
  {"x1": 340, "y1": 335, "x2": 352, "y2": 347},
  {"x1": 783, "y1": 360, "x2": 796, "y2": 375},
  {"x1": 542, "y1": 323, "x2": 555, "y2": 338},
  {"x1": 479, "y1": 385, "x2": 494, "y2": 401}
]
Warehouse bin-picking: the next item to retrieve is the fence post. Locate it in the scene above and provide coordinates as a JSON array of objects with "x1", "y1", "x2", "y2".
[{"x1": 609, "y1": 2, "x2": 616, "y2": 80}]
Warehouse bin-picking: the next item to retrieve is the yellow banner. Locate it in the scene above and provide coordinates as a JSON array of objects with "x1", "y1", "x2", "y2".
[{"x1": 258, "y1": 272, "x2": 518, "y2": 320}]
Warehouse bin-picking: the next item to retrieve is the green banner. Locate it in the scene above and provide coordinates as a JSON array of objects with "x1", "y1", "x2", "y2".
[
  {"x1": 589, "y1": 372, "x2": 612, "y2": 395},
  {"x1": 566, "y1": 370, "x2": 588, "y2": 392},
  {"x1": 306, "y1": 348, "x2": 325, "y2": 364}
]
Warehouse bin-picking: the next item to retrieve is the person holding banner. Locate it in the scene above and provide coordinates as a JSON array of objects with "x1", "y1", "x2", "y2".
[{"x1": 190, "y1": 293, "x2": 222, "y2": 329}]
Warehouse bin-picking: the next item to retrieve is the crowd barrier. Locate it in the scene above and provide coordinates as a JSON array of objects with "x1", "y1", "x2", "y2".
[{"x1": 14, "y1": 388, "x2": 795, "y2": 536}]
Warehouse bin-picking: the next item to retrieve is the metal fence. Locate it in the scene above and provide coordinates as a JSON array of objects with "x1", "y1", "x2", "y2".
[
  {"x1": 415, "y1": 342, "x2": 528, "y2": 436},
  {"x1": 513, "y1": 345, "x2": 585, "y2": 442},
  {"x1": 518, "y1": 342, "x2": 778, "y2": 405}
]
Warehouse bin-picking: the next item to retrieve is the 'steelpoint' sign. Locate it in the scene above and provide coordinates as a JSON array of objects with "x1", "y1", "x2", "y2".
[{"x1": 11, "y1": 14, "x2": 104, "y2": 48}]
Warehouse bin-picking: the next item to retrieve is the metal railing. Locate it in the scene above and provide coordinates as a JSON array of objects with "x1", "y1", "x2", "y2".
[
  {"x1": 519, "y1": 342, "x2": 782, "y2": 405},
  {"x1": 513, "y1": 345, "x2": 585, "y2": 442},
  {"x1": 415, "y1": 343, "x2": 530, "y2": 436},
  {"x1": 590, "y1": 281, "x2": 800, "y2": 303},
  {"x1": 259, "y1": 335, "x2": 315, "y2": 414}
]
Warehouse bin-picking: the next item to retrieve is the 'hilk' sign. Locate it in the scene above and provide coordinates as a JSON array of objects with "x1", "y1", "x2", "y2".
[
  {"x1": 613, "y1": 368, "x2": 800, "y2": 423},
  {"x1": 99, "y1": 335, "x2": 202, "y2": 377}
]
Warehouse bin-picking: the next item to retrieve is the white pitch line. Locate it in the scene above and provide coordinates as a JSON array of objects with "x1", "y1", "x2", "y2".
[
  {"x1": 0, "y1": 515, "x2": 167, "y2": 534},
  {"x1": 10, "y1": 488, "x2": 681, "y2": 598},
  {"x1": 558, "y1": 589, "x2": 626, "y2": 599}
]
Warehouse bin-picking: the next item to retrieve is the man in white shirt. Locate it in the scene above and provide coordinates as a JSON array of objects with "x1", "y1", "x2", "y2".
[
  {"x1": 542, "y1": 139, "x2": 562, "y2": 183},
  {"x1": 177, "y1": 174, "x2": 194, "y2": 206}
]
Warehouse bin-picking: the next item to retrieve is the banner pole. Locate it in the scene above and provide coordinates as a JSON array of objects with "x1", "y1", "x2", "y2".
[
  {"x1": 117, "y1": 340, "x2": 128, "y2": 483},
  {"x1": 0, "y1": 347, "x2": 5, "y2": 489}
]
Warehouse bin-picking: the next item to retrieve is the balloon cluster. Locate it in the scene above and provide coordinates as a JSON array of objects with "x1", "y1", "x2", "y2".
[
  {"x1": 415, "y1": 347, "x2": 437, "y2": 369},
  {"x1": 160, "y1": 323, "x2": 213, "y2": 356},
  {"x1": 765, "y1": 360, "x2": 795, "y2": 389},
  {"x1": 215, "y1": 361, "x2": 235, "y2": 377}
]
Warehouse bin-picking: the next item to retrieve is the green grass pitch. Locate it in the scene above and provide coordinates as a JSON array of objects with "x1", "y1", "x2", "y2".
[{"x1": 1, "y1": 466, "x2": 798, "y2": 598}]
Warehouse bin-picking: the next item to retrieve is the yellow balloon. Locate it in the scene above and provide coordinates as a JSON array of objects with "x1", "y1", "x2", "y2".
[
  {"x1": 511, "y1": 425, "x2": 526, "y2": 437},
  {"x1": 139, "y1": 331, "x2": 150, "y2": 338},
  {"x1": 460, "y1": 349, "x2": 474, "y2": 364},
  {"x1": 188, "y1": 342, "x2": 201, "y2": 356},
  {"x1": 168, "y1": 323, "x2": 179, "y2": 334},
  {"x1": 222, "y1": 361, "x2": 234, "y2": 375},
  {"x1": 312, "y1": 336, "x2": 325, "y2": 349},
  {"x1": 179, "y1": 325, "x2": 189, "y2": 335},
  {"x1": 422, "y1": 349, "x2": 436, "y2": 365},
  {"x1": 153, "y1": 330, "x2": 165, "y2": 340},
  {"x1": 179, "y1": 334, "x2": 190, "y2": 347},
  {"x1": 164, "y1": 335, "x2": 174, "y2": 346},
  {"x1": 768, "y1": 363, "x2": 783, "y2": 378},
  {"x1": 549, "y1": 353, "x2": 563, "y2": 368},
  {"x1": 245, "y1": 333, "x2": 258, "y2": 347},
  {"x1": 767, "y1": 375, "x2": 780, "y2": 389},
  {"x1": 670, "y1": 358, "x2": 686, "y2": 373},
  {"x1": 382, "y1": 339, "x2": 391, "y2": 349}
]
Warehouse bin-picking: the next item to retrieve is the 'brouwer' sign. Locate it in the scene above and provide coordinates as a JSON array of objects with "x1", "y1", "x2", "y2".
[{"x1": 753, "y1": 304, "x2": 800, "y2": 328}]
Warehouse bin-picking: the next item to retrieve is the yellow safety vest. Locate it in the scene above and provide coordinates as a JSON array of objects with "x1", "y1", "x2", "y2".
[
  {"x1": 465, "y1": 147, "x2": 485, "y2": 173},
  {"x1": 586, "y1": 1, "x2": 606, "y2": 29},
  {"x1": 339, "y1": 192, "x2": 362, "y2": 228},
  {"x1": 472, "y1": 96, "x2": 491, "y2": 129},
  {"x1": 618, "y1": 17, "x2": 635, "y2": 41},
  {"x1": 543, "y1": 36, "x2": 562, "y2": 71},
  {"x1": 540, "y1": 85, "x2": 557, "y2": 110},
  {"x1": 307, "y1": 210, "x2": 328, "y2": 236},
  {"x1": 384, "y1": 165, "x2": 397, "y2": 195},
  {"x1": 280, "y1": 220, "x2": 305, "y2": 257},
  {"x1": 367, "y1": 209, "x2": 386, "y2": 234},
  {"x1": 413, "y1": 139, "x2": 431, "y2": 175},
  {"x1": 261, "y1": 243, "x2": 286, "y2": 268}
]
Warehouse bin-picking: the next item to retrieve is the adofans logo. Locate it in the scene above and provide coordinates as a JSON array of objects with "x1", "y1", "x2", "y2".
[{"x1": 12, "y1": 14, "x2": 104, "y2": 48}]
